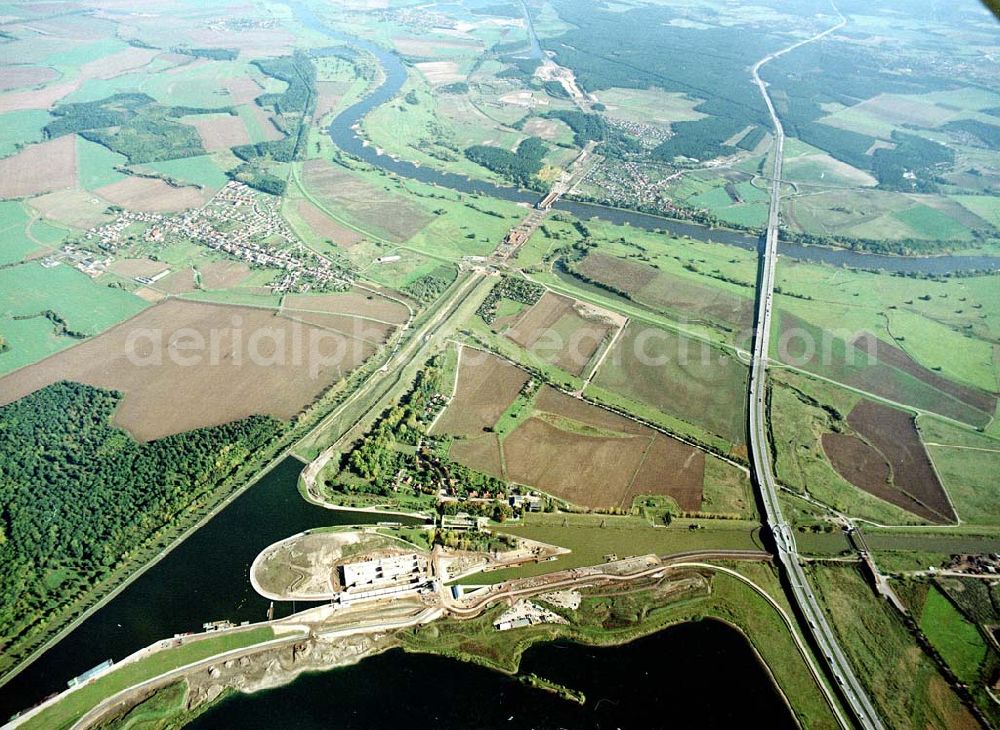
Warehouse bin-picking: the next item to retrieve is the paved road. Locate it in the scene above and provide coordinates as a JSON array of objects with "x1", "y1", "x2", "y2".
[{"x1": 746, "y1": 7, "x2": 885, "y2": 730}]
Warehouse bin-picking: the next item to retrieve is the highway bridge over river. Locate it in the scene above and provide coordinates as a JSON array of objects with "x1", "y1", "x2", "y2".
[{"x1": 746, "y1": 5, "x2": 884, "y2": 729}]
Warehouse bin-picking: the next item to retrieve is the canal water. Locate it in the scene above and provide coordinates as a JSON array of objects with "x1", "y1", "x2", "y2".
[
  {"x1": 0, "y1": 457, "x2": 412, "y2": 721},
  {"x1": 188, "y1": 619, "x2": 798, "y2": 729},
  {"x1": 295, "y1": 3, "x2": 1000, "y2": 274}
]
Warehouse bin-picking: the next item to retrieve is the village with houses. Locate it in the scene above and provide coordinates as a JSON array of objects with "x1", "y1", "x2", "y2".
[{"x1": 42, "y1": 182, "x2": 355, "y2": 295}]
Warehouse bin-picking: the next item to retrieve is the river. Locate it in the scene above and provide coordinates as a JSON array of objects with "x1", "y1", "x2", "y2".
[
  {"x1": 187, "y1": 620, "x2": 797, "y2": 729},
  {"x1": 0, "y1": 458, "x2": 414, "y2": 721},
  {"x1": 296, "y1": 3, "x2": 1000, "y2": 275}
]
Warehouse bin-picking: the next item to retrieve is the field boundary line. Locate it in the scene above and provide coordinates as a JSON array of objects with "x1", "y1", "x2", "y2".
[
  {"x1": 922, "y1": 442, "x2": 1000, "y2": 453},
  {"x1": 583, "y1": 314, "x2": 628, "y2": 387},
  {"x1": 453, "y1": 339, "x2": 751, "y2": 476},
  {"x1": 617, "y1": 432, "x2": 657, "y2": 511},
  {"x1": 289, "y1": 161, "x2": 454, "y2": 266},
  {"x1": 772, "y1": 362, "x2": 994, "y2": 437},
  {"x1": 427, "y1": 341, "x2": 461, "y2": 435}
]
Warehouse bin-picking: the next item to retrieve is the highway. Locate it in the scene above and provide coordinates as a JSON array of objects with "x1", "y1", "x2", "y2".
[{"x1": 746, "y1": 7, "x2": 885, "y2": 730}]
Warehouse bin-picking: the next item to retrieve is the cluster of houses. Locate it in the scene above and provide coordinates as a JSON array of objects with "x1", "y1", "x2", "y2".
[
  {"x1": 584, "y1": 156, "x2": 681, "y2": 212},
  {"x1": 81, "y1": 182, "x2": 353, "y2": 294}
]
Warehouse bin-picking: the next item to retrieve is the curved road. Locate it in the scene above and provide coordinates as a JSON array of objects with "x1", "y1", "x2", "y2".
[{"x1": 747, "y1": 6, "x2": 884, "y2": 730}]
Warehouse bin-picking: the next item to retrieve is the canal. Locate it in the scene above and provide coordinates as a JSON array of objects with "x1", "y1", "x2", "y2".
[{"x1": 0, "y1": 458, "x2": 415, "y2": 720}]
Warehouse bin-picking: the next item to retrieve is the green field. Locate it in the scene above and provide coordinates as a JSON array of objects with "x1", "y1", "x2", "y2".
[
  {"x1": 24, "y1": 627, "x2": 277, "y2": 730},
  {"x1": 919, "y1": 416, "x2": 1000, "y2": 525},
  {"x1": 891, "y1": 204, "x2": 974, "y2": 241},
  {"x1": 770, "y1": 373, "x2": 925, "y2": 525},
  {"x1": 0, "y1": 110, "x2": 49, "y2": 158},
  {"x1": 591, "y1": 322, "x2": 748, "y2": 448},
  {"x1": 772, "y1": 307, "x2": 994, "y2": 430},
  {"x1": 593, "y1": 86, "x2": 705, "y2": 125},
  {"x1": 140, "y1": 59, "x2": 263, "y2": 109},
  {"x1": 0, "y1": 201, "x2": 45, "y2": 266},
  {"x1": 0, "y1": 262, "x2": 147, "y2": 374},
  {"x1": 77, "y1": 136, "x2": 130, "y2": 190},
  {"x1": 951, "y1": 194, "x2": 1000, "y2": 229},
  {"x1": 44, "y1": 38, "x2": 127, "y2": 69},
  {"x1": 140, "y1": 155, "x2": 230, "y2": 189},
  {"x1": 702, "y1": 455, "x2": 756, "y2": 519},
  {"x1": 919, "y1": 586, "x2": 988, "y2": 685}
]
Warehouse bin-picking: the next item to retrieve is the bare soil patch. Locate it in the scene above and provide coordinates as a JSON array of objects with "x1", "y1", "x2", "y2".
[
  {"x1": 296, "y1": 200, "x2": 365, "y2": 247},
  {"x1": 0, "y1": 300, "x2": 375, "y2": 440},
  {"x1": 110, "y1": 258, "x2": 171, "y2": 278},
  {"x1": 433, "y1": 350, "x2": 528, "y2": 437},
  {"x1": 534, "y1": 385, "x2": 644, "y2": 434},
  {"x1": 78, "y1": 47, "x2": 158, "y2": 80},
  {"x1": 314, "y1": 80, "x2": 347, "y2": 119},
  {"x1": 0, "y1": 66, "x2": 58, "y2": 92},
  {"x1": 392, "y1": 36, "x2": 481, "y2": 56},
  {"x1": 95, "y1": 177, "x2": 209, "y2": 212},
  {"x1": 224, "y1": 77, "x2": 264, "y2": 105},
  {"x1": 0, "y1": 81, "x2": 78, "y2": 113},
  {"x1": 282, "y1": 311, "x2": 395, "y2": 344},
  {"x1": 185, "y1": 113, "x2": 250, "y2": 152},
  {"x1": 188, "y1": 28, "x2": 296, "y2": 57},
  {"x1": 506, "y1": 292, "x2": 614, "y2": 376},
  {"x1": 845, "y1": 400, "x2": 954, "y2": 523},
  {"x1": 0, "y1": 135, "x2": 76, "y2": 197},
  {"x1": 450, "y1": 434, "x2": 503, "y2": 479},
  {"x1": 134, "y1": 287, "x2": 166, "y2": 303},
  {"x1": 283, "y1": 288, "x2": 409, "y2": 324},
  {"x1": 625, "y1": 434, "x2": 704, "y2": 511},
  {"x1": 241, "y1": 103, "x2": 285, "y2": 141},
  {"x1": 156, "y1": 267, "x2": 197, "y2": 294},
  {"x1": 521, "y1": 118, "x2": 565, "y2": 141},
  {"x1": 503, "y1": 417, "x2": 649, "y2": 509},
  {"x1": 594, "y1": 322, "x2": 748, "y2": 445},
  {"x1": 822, "y1": 432, "x2": 893, "y2": 498}
]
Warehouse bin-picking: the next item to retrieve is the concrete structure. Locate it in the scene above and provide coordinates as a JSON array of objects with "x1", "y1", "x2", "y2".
[{"x1": 339, "y1": 553, "x2": 428, "y2": 592}]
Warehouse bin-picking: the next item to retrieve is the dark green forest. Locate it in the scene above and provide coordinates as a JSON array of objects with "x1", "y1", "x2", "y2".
[
  {"x1": 536, "y1": 0, "x2": 970, "y2": 187},
  {"x1": 45, "y1": 93, "x2": 216, "y2": 164},
  {"x1": 0, "y1": 382, "x2": 281, "y2": 651},
  {"x1": 465, "y1": 136, "x2": 547, "y2": 187}
]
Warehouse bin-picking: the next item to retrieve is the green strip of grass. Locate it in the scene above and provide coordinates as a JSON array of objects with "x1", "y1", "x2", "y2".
[
  {"x1": 919, "y1": 586, "x2": 988, "y2": 685},
  {"x1": 24, "y1": 627, "x2": 276, "y2": 730}
]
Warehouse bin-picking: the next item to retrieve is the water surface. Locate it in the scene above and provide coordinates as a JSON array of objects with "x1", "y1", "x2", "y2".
[{"x1": 189, "y1": 619, "x2": 797, "y2": 729}]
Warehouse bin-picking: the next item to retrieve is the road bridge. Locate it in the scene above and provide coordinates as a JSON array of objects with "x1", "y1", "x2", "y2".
[{"x1": 744, "y1": 5, "x2": 884, "y2": 729}]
